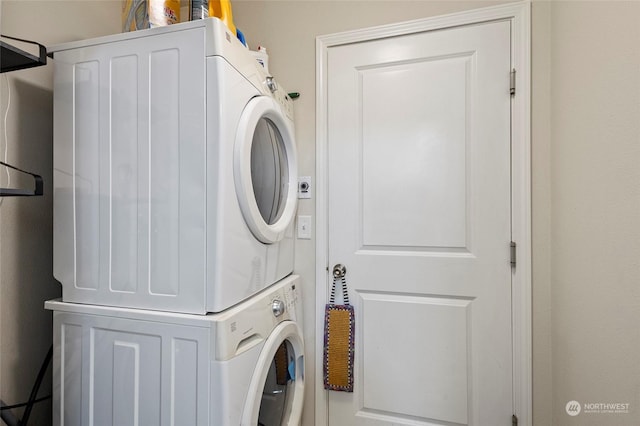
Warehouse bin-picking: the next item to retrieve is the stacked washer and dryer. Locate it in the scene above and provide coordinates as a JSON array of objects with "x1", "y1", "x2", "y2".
[{"x1": 47, "y1": 18, "x2": 304, "y2": 426}]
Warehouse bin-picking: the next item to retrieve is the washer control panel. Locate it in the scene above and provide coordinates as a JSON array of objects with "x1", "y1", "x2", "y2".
[{"x1": 214, "y1": 275, "x2": 301, "y2": 361}]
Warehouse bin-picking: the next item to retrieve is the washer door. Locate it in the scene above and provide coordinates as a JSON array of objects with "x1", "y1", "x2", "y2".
[
  {"x1": 234, "y1": 96, "x2": 298, "y2": 244},
  {"x1": 242, "y1": 321, "x2": 304, "y2": 426}
]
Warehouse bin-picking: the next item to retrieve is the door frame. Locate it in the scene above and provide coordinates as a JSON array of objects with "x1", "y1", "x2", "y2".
[{"x1": 315, "y1": 2, "x2": 532, "y2": 425}]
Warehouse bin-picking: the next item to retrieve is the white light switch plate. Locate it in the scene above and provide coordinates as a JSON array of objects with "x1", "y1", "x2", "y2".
[{"x1": 297, "y1": 215, "x2": 312, "y2": 239}]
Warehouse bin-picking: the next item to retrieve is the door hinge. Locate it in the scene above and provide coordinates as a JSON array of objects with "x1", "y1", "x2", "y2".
[
  {"x1": 512, "y1": 414, "x2": 518, "y2": 426},
  {"x1": 510, "y1": 69, "x2": 516, "y2": 96},
  {"x1": 510, "y1": 241, "x2": 517, "y2": 267}
]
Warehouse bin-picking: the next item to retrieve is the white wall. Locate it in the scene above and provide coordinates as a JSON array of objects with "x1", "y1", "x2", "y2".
[{"x1": 0, "y1": 2, "x2": 119, "y2": 424}]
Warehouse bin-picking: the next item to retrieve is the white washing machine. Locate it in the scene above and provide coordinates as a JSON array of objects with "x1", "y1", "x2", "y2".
[
  {"x1": 50, "y1": 18, "x2": 298, "y2": 314},
  {"x1": 45, "y1": 275, "x2": 305, "y2": 426}
]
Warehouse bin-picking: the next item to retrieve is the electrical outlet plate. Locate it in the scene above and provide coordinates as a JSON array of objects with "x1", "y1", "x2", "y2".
[{"x1": 298, "y1": 176, "x2": 311, "y2": 199}]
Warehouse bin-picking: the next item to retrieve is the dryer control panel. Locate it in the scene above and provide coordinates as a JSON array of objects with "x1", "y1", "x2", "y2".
[{"x1": 262, "y1": 74, "x2": 294, "y2": 121}]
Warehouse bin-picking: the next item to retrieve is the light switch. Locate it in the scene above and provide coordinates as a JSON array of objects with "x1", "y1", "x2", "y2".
[{"x1": 297, "y1": 215, "x2": 312, "y2": 239}]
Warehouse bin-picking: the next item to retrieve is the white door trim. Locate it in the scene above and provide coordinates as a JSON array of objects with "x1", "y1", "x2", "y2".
[{"x1": 315, "y1": 2, "x2": 531, "y2": 425}]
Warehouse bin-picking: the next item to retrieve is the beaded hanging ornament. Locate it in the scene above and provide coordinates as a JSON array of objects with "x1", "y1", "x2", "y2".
[{"x1": 323, "y1": 265, "x2": 355, "y2": 392}]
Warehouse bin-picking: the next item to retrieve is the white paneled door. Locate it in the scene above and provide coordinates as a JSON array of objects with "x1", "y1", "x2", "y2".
[{"x1": 326, "y1": 20, "x2": 513, "y2": 425}]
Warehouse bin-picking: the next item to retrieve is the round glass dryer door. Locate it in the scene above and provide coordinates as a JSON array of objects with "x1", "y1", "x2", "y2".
[
  {"x1": 242, "y1": 322, "x2": 304, "y2": 425},
  {"x1": 234, "y1": 96, "x2": 298, "y2": 244}
]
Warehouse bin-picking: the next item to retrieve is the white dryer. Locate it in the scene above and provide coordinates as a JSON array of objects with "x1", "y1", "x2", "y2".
[
  {"x1": 50, "y1": 18, "x2": 298, "y2": 314},
  {"x1": 45, "y1": 275, "x2": 305, "y2": 426}
]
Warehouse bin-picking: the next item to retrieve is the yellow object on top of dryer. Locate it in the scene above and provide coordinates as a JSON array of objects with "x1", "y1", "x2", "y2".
[{"x1": 209, "y1": 0, "x2": 236, "y2": 36}]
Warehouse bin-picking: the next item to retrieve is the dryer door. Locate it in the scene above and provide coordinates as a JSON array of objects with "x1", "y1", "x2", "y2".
[
  {"x1": 234, "y1": 96, "x2": 298, "y2": 244},
  {"x1": 242, "y1": 321, "x2": 304, "y2": 426}
]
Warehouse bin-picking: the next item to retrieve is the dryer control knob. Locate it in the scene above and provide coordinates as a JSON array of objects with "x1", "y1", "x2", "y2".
[
  {"x1": 266, "y1": 76, "x2": 278, "y2": 93},
  {"x1": 272, "y1": 299, "x2": 286, "y2": 317}
]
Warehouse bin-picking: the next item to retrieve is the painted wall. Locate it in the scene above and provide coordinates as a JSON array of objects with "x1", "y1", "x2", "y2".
[
  {"x1": 531, "y1": 1, "x2": 552, "y2": 424},
  {"x1": 548, "y1": 1, "x2": 640, "y2": 425},
  {"x1": 0, "y1": 2, "x2": 119, "y2": 424}
]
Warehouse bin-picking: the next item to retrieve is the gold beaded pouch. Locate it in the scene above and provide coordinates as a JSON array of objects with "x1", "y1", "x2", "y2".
[{"x1": 323, "y1": 265, "x2": 355, "y2": 392}]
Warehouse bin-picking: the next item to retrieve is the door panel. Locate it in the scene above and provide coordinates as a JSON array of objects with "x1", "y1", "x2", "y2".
[
  {"x1": 360, "y1": 293, "x2": 470, "y2": 424},
  {"x1": 361, "y1": 54, "x2": 470, "y2": 250},
  {"x1": 327, "y1": 20, "x2": 512, "y2": 426}
]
